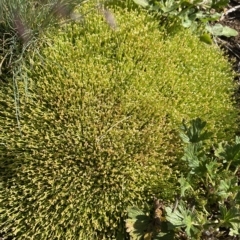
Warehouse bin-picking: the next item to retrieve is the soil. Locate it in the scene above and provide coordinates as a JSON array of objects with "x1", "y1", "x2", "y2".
[
  {"x1": 219, "y1": 0, "x2": 240, "y2": 141},
  {"x1": 218, "y1": 0, "x2": 240, "y2": 79}
]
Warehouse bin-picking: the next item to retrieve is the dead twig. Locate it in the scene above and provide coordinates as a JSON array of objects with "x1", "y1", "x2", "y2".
[{"x1": 220, "y1": 5, "x2": 240, "y2": 20}]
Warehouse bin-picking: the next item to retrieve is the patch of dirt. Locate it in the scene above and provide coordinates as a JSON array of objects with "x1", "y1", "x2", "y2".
[
  {"x1": 219, "y1": 0, "x2": 240, "y2": 139},
  {"x1": 219, "y1": 0, "x2": 240, "y2": 78}
]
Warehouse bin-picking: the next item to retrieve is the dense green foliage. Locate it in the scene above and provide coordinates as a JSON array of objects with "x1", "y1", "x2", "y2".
[
  {"x1": 0, "y1": 5, "x2": 238, "y2": 239},
  {"x1": 133, "y1": 0, "x2": 238, "y2": 43},
  {"x1": 126, "y1": 118, "x2": 240, "y2": 239}
]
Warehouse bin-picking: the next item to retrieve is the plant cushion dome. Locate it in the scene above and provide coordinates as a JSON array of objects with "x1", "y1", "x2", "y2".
[{"x1": 0, "y1": 5, "x2": 237, "y2": 240}]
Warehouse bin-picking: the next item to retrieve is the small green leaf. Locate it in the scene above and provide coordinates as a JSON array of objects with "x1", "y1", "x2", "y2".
[
  {"x1": 126, "y1": 206, "x2": 150, "y2": 239},
  {"x1": 178, "y1": 175, "x2": 192, "y2": 197},
  {"x1": 215, "y1": 142, "x2": 240, "y2": 166},
  {"x1": 133, "y1": 0, "x2": 149, "y2": 7},
  {"x1": 217, "y1": 179, "x2": 232, "y2": 199},
  {"x1": 211, "y1": 0, "x2": 229, "y2": 10},
  {"x1": 235, "y1": 136, "x2": 240, "y2": 144},
  {"x1": 219, "y1": 205, "x2": 240, "y2": 228},
  {"x1": 155, "y1": 229, "x2": 175, "y2": 240},
  {"x1": 181, "y1": 144, "x2": 200, "y2": 170},
  {"x1": 221, "y1": 26, "x2": 238, "y2": 37},
  {"x1": 214, "y1": 141, "x2": 226, "y2": 160},
  {"x1": 217, "y1": 176, "x2": 240, "y2": 202},
  {"x1": 199, "y1": 33, "x2": 212, "y2": 44},
  {"x1": 205, "y1": 160, "x2": 219, "y2": 179},
  {"x1": 182, "y1": 17, "x2": 193, "y2": 28},
  {"x1": 166, "y1": 202, "x2": 201, "y2": 237},
  {"x1": 197, "y1": 12, "x2": 221, "y2": 22},
  {"x1": 127, "y1": 206, "x2": 145, "y2": 219},
  {"x1": 165, "y1": 206, "x2": 184, "y2": 227},
  {"x1": 180, "y1": 118, "x2": 211, "y2": 144},
  {"x1": 236, "y1": 191, "x2": 240, "y2": 204},
  {"x1": 206, "y1": 24, "x2": 238, "y2": 37},
  {"x1": 157, "y1": 0, "x2": 179, "y2": 13},
  {"x1": 229, "y1": 222, "x2": 240, "y2": 236},
  {"x1": 179, "y1": 132, "x2": 190, "y2": 143}
]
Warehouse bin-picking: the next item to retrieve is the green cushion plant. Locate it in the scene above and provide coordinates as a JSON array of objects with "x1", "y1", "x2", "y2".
[{"x1": 0, "y1": 4, "x2": 238, "y2": 239}]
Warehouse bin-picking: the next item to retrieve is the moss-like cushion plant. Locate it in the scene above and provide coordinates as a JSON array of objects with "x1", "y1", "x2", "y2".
[{"x1": 0, "y1": 5, "x2": 238, "y2": 240}]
